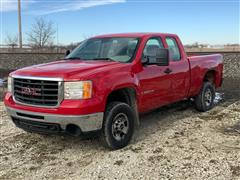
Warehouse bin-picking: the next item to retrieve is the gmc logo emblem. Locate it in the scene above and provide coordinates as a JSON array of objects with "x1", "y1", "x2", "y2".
[{"x1": 21, "y1": 87, "x2": 41, "y2": 96}]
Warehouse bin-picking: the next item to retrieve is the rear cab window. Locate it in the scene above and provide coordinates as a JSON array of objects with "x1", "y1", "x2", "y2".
[{"x1": 166, "y1": 37, "x2": 181, "y2": 61}]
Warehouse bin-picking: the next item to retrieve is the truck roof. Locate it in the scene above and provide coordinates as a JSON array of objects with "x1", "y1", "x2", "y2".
[{"x1": 93, "y1": 33, "x2": 177, "y2": 38}]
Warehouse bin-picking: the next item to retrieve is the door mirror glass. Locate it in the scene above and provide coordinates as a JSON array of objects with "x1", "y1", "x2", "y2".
[
  {"x1": 155, "y1": 48, "x2": 169, "y2": 66},
  {"x1": 142, "y1": 48, "x2": 169, "y2": 66}
]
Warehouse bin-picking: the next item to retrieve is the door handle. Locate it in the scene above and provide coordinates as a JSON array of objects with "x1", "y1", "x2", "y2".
[{"x1": 164, "y1": 68, "x2": 172, "y2": 74}]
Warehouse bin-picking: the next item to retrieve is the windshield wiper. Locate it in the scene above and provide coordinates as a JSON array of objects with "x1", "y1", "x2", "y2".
[
  {"x1": 64, "y1": 57, "x2": 82, "y2": 60},
  {"x1": 91, "y1": 57, "x2": 116, "y2": 61}
]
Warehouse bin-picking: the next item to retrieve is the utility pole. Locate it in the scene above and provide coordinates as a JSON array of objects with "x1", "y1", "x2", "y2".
[
  {"x1": 18, "y1": 0, "x2": 22, "y2": 48},
  {"x1": 57, "y1": 23, "x2": 59, "y2": 52}
]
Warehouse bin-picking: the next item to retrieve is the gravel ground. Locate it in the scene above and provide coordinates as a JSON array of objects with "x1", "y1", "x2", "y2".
[{"x1": 0, "y1": 54, "x2": 240, "y2": 179}]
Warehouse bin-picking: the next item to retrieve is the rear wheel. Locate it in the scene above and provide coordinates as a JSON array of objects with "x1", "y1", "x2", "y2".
[
  {"x1": 101, "y1": 102, "x2": 135, "y2": 150},
  {"x1": 195, "y1": 82, "x2": 215, "y2": 112}
]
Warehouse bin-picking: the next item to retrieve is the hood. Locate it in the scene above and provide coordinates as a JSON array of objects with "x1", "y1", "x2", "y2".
[{"x1": 12, "y1": 59, "x2": 123, "y2": 80}]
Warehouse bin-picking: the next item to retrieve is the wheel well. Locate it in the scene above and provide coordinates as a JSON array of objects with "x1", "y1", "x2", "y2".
[
  {"x1": 204, "y1": 70, "x2": 216, "y2": 85},
  {"x1": 106, "y1": 88, "x2": 136, "y2": 108},
  {"x1": 106, "y1": 87, "x2": 140, "y2": 126}
]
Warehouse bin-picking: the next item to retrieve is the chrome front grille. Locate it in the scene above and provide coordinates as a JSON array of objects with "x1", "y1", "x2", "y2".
[{"x1": 13, "y1": 76, "x2": 63, "y2": 107}]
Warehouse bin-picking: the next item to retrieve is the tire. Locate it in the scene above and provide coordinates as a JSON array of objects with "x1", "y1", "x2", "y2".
[
  {"x1": 195, "y1": 82, "x2": 215, "y2": 112},
  {"x1": 101, "y1": 101, "x2": 135, "y2": 150}
]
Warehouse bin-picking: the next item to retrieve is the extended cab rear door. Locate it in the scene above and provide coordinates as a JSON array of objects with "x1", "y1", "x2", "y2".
[{"x1": 163, "y1": 36, "x2": 190, "y2": 102}]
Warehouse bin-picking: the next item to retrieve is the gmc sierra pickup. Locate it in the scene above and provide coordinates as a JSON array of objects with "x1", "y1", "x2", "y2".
[{"x1": 4, "y1": 33, "x2": 223, "y2": 149}]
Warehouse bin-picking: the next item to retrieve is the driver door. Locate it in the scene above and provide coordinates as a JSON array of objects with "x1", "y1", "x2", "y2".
[{"x1": 137, "y1": 37, "x2": 173, "y2": 112}]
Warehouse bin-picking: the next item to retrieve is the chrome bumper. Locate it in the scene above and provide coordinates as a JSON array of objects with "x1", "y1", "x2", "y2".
[{"x1": 5, "y1": 106, "x2": 104, "y2": 132}]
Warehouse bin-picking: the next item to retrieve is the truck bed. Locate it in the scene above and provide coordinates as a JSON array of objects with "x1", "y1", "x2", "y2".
[{"x1": 187, "y1": 54, "x2": 223, "y2": 97}]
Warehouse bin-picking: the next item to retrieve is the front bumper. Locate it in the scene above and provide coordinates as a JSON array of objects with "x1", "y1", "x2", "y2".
[{"x1": 6, "y1": 106, "x2": 104, "y2": 133}]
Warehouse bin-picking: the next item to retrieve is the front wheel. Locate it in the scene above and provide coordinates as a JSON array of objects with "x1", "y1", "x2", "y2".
[
  {"x1": 101, "y1": 102, "x2": 135, "y2": 150},
  {"x1": 195, "y1": 82, "x2": 215, "y2": 112}
]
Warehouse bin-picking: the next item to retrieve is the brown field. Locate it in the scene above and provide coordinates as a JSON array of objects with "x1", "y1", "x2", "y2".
[{"x1": 0, "y1": 53, "x2": 240, "y2": 179}]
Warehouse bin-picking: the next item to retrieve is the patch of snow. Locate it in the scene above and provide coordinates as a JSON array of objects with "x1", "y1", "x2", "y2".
[{"x1": 214, "y1": 92, "x2": 224, "y2": 104}]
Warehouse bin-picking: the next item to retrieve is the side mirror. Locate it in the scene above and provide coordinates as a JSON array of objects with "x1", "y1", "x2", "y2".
[
  {"x1": 142, "y1": 48, "x2": 169, "y2": 66},
  {"x1": 65, "y1": 50, "x2": 70, "y2": 56},
  {"x1": 155, "y1": 48, "x2": 169, "y2": 66}
]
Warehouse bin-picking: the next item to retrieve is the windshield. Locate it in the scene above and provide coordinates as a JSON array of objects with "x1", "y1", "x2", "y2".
[{"x1": 65, "y1": 37, "x2": 139, "y2": 63}]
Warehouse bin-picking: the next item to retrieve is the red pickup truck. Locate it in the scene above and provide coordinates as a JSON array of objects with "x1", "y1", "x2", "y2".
[{"x1": 4, "y1": 33, "x2": 223, "y2": 149}]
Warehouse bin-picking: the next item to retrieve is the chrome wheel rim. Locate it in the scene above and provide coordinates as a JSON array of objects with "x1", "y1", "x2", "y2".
[
  {"x1": 112, "y1": 113, "x2": 129, "y2": 141},
  {"x1": 204, "y1": 89, "x2": 212, "y2": 107}
]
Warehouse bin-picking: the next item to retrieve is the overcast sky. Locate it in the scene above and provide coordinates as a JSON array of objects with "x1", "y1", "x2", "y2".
[{"x1": 0, "y1": 0, "x2": 239, "y2": 45}]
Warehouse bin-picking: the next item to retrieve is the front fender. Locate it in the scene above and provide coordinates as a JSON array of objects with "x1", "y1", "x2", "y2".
[
  {"x1": 91, "y1": 69, "x2": 140, "y2": 110},
  {"x1": 100, "y1": 71, "x2": 140, "y2": 107}
]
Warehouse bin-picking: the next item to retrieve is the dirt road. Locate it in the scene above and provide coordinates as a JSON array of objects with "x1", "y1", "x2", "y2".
[{"x1": 0, "y1": 54, "x2": 239, "y2": 179}]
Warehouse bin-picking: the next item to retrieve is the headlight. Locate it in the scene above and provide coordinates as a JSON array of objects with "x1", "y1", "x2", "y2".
[
  {"x1": 64, "y1": 81, "x2": 92, "y2": 99},
  {"x1": 7, "y1": 76, "x2": 12, "y2": 93}
]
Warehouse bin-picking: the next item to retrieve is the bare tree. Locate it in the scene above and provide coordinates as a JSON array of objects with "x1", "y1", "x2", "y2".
[
  {"x1": 27, "y1": 17, "x2": 56, "y2": 48},
  {"x1": 5, "y1": 34, "x2": 18, "y2": 48}
]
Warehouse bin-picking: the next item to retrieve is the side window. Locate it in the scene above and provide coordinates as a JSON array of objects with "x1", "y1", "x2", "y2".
[
  {"x1": 166, "y1": 37, "x2": 181, "y2": 61},
  {"x1": 142, "y1": 38, "x2": 164, "y2": 63}
]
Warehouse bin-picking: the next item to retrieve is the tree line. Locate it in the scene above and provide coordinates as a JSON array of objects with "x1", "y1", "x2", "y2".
[{"x1": 5, "y1": 17, "x2": 56, "y2": 49}]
